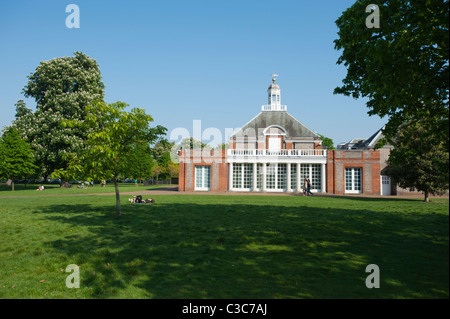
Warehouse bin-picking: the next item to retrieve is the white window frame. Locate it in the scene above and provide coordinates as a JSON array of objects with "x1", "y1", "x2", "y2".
[
  {"x1": 345, "y1": 167, "x2": 362, "y2": 194},
  {"x1": 195, "y1": 166, "x2": 211, "y2": 191},
  {"x1": 232, "y1": 163, "x2": 253, "y2": 191},
  {"x1": 300, "y1": 164, "x2": 322, "y2": 193}
]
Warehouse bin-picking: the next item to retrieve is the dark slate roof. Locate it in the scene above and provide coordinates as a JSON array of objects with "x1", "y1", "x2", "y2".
[
  {"x1": 337, "y1": 126, "x2": 392, "y2": 150},
  {"x1": 231, "y1": 111, "x2": 319, "y2": 138},
  {"x1": 363, "y1": 127, "x2": 383, "y2": 148},
  {"x1": 361, "y1": 126, "x2": 394, "y2": 149}
]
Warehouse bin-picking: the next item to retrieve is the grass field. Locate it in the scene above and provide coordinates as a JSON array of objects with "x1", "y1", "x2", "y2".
[
  {"x1": 0, "y1": 192, "x2": 448, "y2": 299},
  {"x1": 0, "y1": 182, "x2": 176, "y2": 196}
]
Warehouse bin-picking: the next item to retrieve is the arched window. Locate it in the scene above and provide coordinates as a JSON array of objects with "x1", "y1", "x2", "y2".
[{"x1": 263, "y1": 125, "x2": 287, "y2": 136}]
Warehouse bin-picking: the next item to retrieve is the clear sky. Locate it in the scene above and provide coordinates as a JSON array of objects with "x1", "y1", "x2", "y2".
[{"x1": 0, "y1": 0, "x2": 386, "y2": 146}]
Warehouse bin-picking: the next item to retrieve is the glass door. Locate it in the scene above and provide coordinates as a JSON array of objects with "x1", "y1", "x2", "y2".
[
  {"x1": 345, "y1": 168, "x2": 362, "y2": 194},
  {"x1": 195, "y1": 166, "x2": 211, "y2": 191}
]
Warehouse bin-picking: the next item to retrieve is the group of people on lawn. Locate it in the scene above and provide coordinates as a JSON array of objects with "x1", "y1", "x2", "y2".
[{"x1": 129, "y1": 195, "x2": 155, "y2": 204}]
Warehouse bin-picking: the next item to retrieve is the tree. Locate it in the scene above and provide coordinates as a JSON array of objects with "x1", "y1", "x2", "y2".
[
  {"x1": 177, "y1": 137, "x2": 209, "y2": 150},
  {"x1": 319, "y1": 134, "x2": 335, "y2": 150},
  {"x1": 171, "y1": 137, "x2": 211, "y2": 164},
  {"x1": 384, "y1": 118, "x2": 449, "y2": 202},
  {"x1": 0, "y1": 127, "x2": 37, "y2": 191},
  {"x1": 12, "y1": 51, "x2": 105, "y2": 181},
  {"x1": 60, "y1": 101, "x2": 167, "y2": 216},
  {"x1": 166, "y1": 161, "x2": 179, "y2": 184},
  {"x1": 334, "y1": 0, "x2": 449, "y2": 144},
  {"x1": 151, "y1": 164, "x2": 165, "y2": 184},
  {"x1": 152, "y1": 139, "x2": 175, "y2": 168},
  {"x1": 14, "y1": 99, "x2": 32, "y2": 118},
  {"x1": 127, "y1": 143, "x2": 155, "y2": 185},
  {"x1": 215, "y1": 143, "x2": 228, "y2": 150}
]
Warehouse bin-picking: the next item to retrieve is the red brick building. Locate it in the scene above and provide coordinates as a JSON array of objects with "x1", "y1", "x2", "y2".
[{"x1": 179, "y1": 76, "x2": 391, "y2": 195}]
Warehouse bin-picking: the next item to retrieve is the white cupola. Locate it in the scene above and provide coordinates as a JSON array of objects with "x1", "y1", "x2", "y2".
[{"x1": 262, "y1": 74, "x2": 287, "y2": 111}]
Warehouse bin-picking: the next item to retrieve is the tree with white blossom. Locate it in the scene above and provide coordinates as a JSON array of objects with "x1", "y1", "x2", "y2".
[{"x1": 12, "y1": 52, "x2": 105, "y2": 182}]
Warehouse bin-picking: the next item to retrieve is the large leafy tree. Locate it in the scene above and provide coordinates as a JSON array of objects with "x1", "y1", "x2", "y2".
[
  {"x1": 12, "y1": 51, "x2": 105, "y2": 180},
  {"x1": 61, "y1": 101, "x2": 167, "y2": 216},
  {"x1": 385, "y1": 118, "x2": 449, "y2": 202},
  {"x1": 127, "y1": 143, "x2": 155, "y2": 185},
  {"x1": 0, "y1": 127, "x2": 37, "y2": 191},
  {"x1": 334, "y1": 0, "x2": 449, "y2": 143}
]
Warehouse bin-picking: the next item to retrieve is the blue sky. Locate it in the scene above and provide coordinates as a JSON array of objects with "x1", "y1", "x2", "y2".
[{"x1": 0, "y1": 0, "x2": 386, "y2": 146}]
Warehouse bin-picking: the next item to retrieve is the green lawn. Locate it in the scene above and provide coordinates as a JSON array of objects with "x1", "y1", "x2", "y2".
[
  {"x1": 0, "y1": 182, "x2": 177, "y2": 196},
  {"x1": 0, "y1": 193, "x2": 448, "y2": 298}
]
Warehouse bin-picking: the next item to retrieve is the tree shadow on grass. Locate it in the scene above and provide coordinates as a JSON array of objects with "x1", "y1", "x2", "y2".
[
  {"x1": 317, "y1": 195, "x2": 427, "y2": 203},
  {"x1": 322, "y1": 193, "x2": 448, "y2": 203},
  {"x1": 33, "y1": 200, "x2": 449, "y2": 299}
]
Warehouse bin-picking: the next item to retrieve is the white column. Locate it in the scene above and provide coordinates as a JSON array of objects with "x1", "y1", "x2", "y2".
[
  {"x1": 297, "y1": 163, "x2": 301, "y2": 192},
  {"x1": 287, "y1": 163, "x2": 291, "y2": 192},
  {"x1": 321, "y1": 163, "x2": 326, "y2": 193},
  {"x1": 253, "y1": 162, "x2": 257, "y2": 191},
  {"x1": 229, "y1": 162, "x2": 233, "y2": 191},
  {"x1": 262, "y1": 163, "x2": 267, "y2": 191}
]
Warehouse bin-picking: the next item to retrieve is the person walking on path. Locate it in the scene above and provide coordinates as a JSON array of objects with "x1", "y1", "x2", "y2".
[
  {"x1": 302, "y1": 178, "x2": 308, "y2": 196},
  {"x1": 306, "y1": 178, "x2": 313, "y2": 196}
]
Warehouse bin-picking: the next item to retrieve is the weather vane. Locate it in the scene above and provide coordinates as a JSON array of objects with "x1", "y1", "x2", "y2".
[{"x1": 272, "y1": 73, "x2": 279, "y2": 83}]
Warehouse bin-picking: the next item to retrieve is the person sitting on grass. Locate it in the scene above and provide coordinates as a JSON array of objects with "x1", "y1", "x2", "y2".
[
  {"x1": 36, "y1": 185, "x2": 44, "y2": 191},
  {"x1": 129, "y1": 196, "x2": 155, "y2": 204}
]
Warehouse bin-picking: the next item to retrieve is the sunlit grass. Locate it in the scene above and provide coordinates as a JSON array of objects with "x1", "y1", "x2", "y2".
[
  {"x1": 0, "y1": 182, "x2": 177, "y2": 197},
  {"x1": 0, "y1": 194, "x2": 448, "y2": 298}
]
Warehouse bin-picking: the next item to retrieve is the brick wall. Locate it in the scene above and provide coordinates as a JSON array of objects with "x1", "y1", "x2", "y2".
[
  {"x1": 178, "y1": 149, "x2": 228, "y2": 192},
  {"x1": 327, "y1": 150, "x2": 381, "y2": 195}
]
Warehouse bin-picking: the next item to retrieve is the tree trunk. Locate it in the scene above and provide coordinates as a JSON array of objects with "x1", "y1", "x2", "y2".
[
  {"x1": 11, "y1": 181, "x2": 14, "y2": 191},
  {"x1": 114, "y1": 178, "x2": 121, "y2": 216},
  {"x1": 61, "y1": 179, "x2": 70, "y2": 188},
  {"x1": 424, "y1": 190, "x2": 429, "y2": 202}
]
